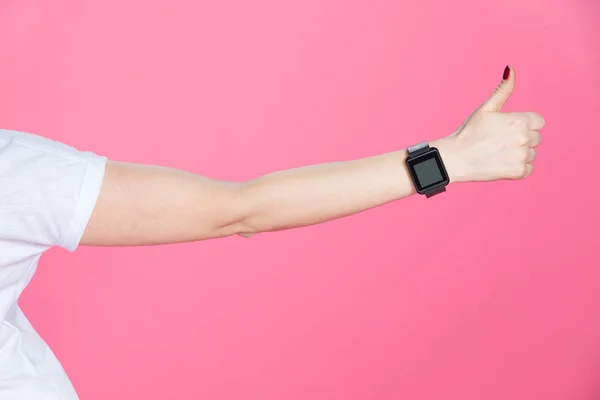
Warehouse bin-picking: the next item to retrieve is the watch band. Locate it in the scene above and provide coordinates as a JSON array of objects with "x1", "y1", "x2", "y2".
[
  {"x1": 407, "y1": 141, "x2": 447, "y2": 198},
  {"x1": 407, "y1": 141, "x2": 430, "y2": 156},
  {"x1": 423, "y1": 186, "x2": 446, "y2": 198}
]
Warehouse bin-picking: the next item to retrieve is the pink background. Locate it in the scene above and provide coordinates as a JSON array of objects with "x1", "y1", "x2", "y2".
[{"x1": 1, "y1": 0, "x2": 599, "y2": 398}]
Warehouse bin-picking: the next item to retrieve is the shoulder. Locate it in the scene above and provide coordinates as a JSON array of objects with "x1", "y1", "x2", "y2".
[{"x1": 0, "y1": 129, "x2": 86, "y2": 160}]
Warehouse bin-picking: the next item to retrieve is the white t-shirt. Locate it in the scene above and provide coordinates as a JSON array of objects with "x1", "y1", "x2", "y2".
[{"x1": 0, "y1": 129, "x2": 106, "y2": 399}]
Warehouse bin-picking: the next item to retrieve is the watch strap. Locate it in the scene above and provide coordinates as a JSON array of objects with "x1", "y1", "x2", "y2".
[
  {"x1": 425, "y1": 186, "x2": 446, "y2": 198},
  {"x1": 407, "y1": 141, "x2": 430, "y2": 156}
]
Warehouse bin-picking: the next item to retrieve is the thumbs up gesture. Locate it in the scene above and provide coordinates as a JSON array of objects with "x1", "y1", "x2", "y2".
[{"x1": 436, "y1": 66, "x2": 545, "y2": 183}]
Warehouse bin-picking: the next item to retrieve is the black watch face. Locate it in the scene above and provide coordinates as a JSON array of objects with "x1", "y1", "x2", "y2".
[{"x1": 406, "y1": 148, "x2": 449, "y2": 193}]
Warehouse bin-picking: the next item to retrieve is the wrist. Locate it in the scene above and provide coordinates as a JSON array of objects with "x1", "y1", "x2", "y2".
[{"x1": 430, "y1": 137, "x2": 468, "y2": 184}]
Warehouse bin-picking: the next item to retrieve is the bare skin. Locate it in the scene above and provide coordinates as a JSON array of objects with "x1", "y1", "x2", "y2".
[{"x1": 81, "y1": 66, "x2": 543, "y2": 246}]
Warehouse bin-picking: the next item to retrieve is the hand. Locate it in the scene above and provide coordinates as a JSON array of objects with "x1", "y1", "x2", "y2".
[{"x1": 433, "y1": 66, "x2": 545, "y2": 183}]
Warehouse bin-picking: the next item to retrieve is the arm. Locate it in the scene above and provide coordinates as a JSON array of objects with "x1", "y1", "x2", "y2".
[
  {"x1": 80, "y1": 66, "x2": 544, "y2": 246},
  {"x1": 81, "y1": 138, "x2": 457, "y2": 246}
]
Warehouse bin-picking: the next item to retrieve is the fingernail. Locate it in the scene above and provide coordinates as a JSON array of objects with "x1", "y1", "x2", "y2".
[{"x1": 503, "y1": 65, "x2": 510, "y2": 80}]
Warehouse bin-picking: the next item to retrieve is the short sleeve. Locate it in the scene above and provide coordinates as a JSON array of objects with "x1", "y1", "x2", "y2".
[{"x1": 0, "y1": 129, "x2": 107, "y2": 252}]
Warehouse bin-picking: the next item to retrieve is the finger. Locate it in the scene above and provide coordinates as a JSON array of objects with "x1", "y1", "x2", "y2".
[
  {"x1": 526, "y1": 148, "x2": 537, "y2": 163},
  {"x1": 524, "y1": 112, "x2": 545, "y2": 130},
  {"x1": 523, "y1": 163, "x2": 533, "y2": 179},
  {"x1": 511, "y1": 112, "x2": 545, "y2": 130},
  {"x1": 482, "y1": 65, "x2": 516, "y2": 112},
  {"x1": 528, "y1": 130, "x2": 542, "y2": 147}
]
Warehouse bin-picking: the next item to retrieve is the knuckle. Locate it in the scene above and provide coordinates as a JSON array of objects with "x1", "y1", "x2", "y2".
[
  {"x1": 510, "y1": 118, "x2": 529, "y2": 132},
  {"x1": 517, "y1": 148, "x2": 529, "y2": 162},
  {"x1": 518, "y1": 164, "x2": 529, "y2": 179},
  {"x1": 519, "y1": 131, "x2": 530, "y2": 145},
  {"x1": 509, "y1": 117, "x2": 524, "y2": 126},
  {"x1": 509, "y1": 164, "x2": 527, "y2": 179},
  {"x1": 528, "y1": 131, "x2": 541, "y2": 147},
  {"x1": 529, "y1": 149, "x2": 537, "y2": 161},
  {"x1": 525, "y1": 112, "x2": 545, "y2": 130},
  {"x1": 524, "y1": 164, "x2": 533, "y2": 178},
  {"x1": 534, "y1": 113, "x2": 546, "y2": 128}
]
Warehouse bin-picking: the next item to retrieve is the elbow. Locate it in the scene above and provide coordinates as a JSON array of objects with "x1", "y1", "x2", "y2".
[
  {"x1": 237, "y1": 232, "x2": 258, "y2": 238},
  {"x1": 231, "y1": 219, "x2": 260, "y2": 239},
  {"x1": 227, "y1": 180, "x2": 264, "y2": 238},
  {"x1": 232, "y1": 213, "x2": 262, "y2": 239}
]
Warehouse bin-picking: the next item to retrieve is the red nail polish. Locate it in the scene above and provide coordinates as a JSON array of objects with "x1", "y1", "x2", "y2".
[{"x1": 503, "y1": 65, "x2": 510, "y2": 80}]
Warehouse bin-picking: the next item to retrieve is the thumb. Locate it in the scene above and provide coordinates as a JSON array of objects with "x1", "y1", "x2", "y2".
[{"x1": 482, "y1": 65, "x2": 515, "y2": 112}]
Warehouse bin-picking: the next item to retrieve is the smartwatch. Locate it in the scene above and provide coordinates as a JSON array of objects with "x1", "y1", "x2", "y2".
[{"x1": 405, "y1": 141, "x2": 450, "y2": 198}]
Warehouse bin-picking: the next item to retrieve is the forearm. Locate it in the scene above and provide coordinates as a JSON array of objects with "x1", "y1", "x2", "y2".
[
  {"x1": 239, "y1": 152, "x2": 410, "y2": 234},
  {"x1": 237, "y1": 138, "x2": 459, "y2": 235}
]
